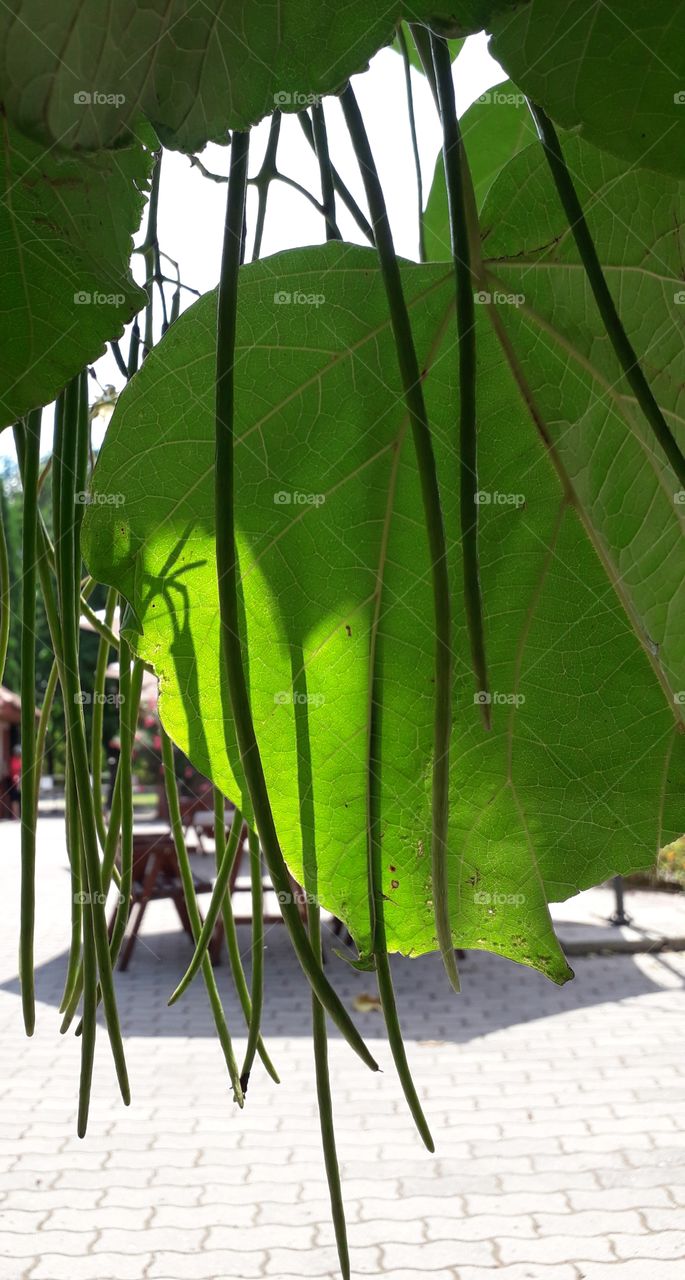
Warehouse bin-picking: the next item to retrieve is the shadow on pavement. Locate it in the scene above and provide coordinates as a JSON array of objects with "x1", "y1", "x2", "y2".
[{"x1": 2, "y1": 914, "x2": 682, "y2": 1042}]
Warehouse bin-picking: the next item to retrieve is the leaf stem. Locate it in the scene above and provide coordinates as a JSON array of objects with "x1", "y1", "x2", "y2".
[
  {"x1": 215, "y1": 128, "x2": 379, "y2": 1071},
  {"x1": 408, "y1": 24, "x2": 439, "y2": 107},
  {"x1": 310, "y1": 103, "x2": 341, "y2": 241},
  {"x1": 141, "y1": 151, "x2": 162, "y2": 358},
  {"x1": 340, "y1": 82, "x2": 458, "y2": 993},
  {"x1": 528, "y1": 101, "x2": 685, "y2": 488},
  {"x1": 397, "y1": 25, "x2": 426, "y2": 262},
  {"x1": 252, "y1": 111, "x2": 281, "y2": 261},
  {"x1": 298, "y1": 112, "x2": 375, "y2": 244},
  {"x1": 430, "y1": 33, "x2": 491, "y2": 729}
]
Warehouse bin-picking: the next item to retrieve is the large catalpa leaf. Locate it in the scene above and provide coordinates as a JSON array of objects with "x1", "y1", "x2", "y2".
[
  {"x1": 83, "y1": 239, "x2": 683, "y2": 983},
  {"x1": 0, "y1": 115, "x2": 151, "y2": 427},
  {"x1": 0, "y1": 1, "x2": 515, "y2": 153},
  {"x1": 489, "y1": 0, "x2": 685, "y2": 179},
  {"x1": 427, "y1": 131, "x2": 685, "y2": 706},
  {"x1": 424, "y1": 79, "x2": 537, "y2": 260}
]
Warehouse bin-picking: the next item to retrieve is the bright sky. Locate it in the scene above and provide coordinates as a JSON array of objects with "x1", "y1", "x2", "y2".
[{"x1": 0, "y1": 33, "x2": 505, "y2": 463}]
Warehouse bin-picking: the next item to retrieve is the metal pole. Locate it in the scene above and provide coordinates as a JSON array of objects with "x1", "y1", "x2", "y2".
[{"x1": 609, "y1": 875, "x2": 631, "y2": 927}]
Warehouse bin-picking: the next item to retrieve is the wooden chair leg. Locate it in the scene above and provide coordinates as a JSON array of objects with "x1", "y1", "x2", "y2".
[
  {"x1": 118, "y1": 850, "x2": 162, "y2": 971},
  {"x1": 118, "y1": 899, "x2": 147, "y2": 971},
  {"x1": 173, "y1": 892, "x2": 195, "y2": 939},
  {"x1": 208, "y1": 917, "x2": 224, "y2": 965}
]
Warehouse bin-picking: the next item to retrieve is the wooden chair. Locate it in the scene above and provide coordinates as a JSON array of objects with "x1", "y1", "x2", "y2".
[
  {"x1": 178, "y1": 779, "x2": 216, "y2": 851},
  {"x1": 111, "y1": 829, "x2": 223, "y2": 971}
]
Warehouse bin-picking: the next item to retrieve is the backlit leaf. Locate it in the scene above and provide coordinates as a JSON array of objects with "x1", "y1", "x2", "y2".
[{"x1": 83, "y1": 224, "x2": 683, "y2": 980}]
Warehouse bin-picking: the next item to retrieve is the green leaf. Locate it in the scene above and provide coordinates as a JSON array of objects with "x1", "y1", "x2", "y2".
[
  {"x1": 488, "y1": 0, "x2": 685, "y2": 178},
  {"x1": 477, "y1": 133, "x2": 685, "y2": 711},
  {"x1": 83, "y1": 234, "x2": 683, "y2": 984},
  {"x1": 0, "y1": 1, "x2": 513, "y2": 152},
  {"x1": 0, "y1": 115, "x2": 151, "y2": 428},
  {"x1": 424, "y1": 79, "x2": 537, "y2": 259}
]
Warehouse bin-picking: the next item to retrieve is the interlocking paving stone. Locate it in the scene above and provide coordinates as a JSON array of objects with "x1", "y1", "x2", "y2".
[{"x1": 0, "y1": 816, "x2": 683, "y2": 1279}]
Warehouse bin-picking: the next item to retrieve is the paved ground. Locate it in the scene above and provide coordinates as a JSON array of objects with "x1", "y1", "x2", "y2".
[{"x1": 0, "y1": 816, "x2": 684, "y2": 1280}]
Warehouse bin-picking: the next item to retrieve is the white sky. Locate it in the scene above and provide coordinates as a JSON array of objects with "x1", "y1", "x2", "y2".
[{"x1": 0, "y1": 34, "x2": 505, "y2": 463}]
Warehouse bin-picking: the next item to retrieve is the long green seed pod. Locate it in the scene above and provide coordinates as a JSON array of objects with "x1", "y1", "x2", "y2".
[
  {"x1": 291, "y1": 651, "x2": 351, "y2": 1279},
  {"x1": 214, "y1": 129, "x2": 378, "y2": 1072},
  {"x1": 170, "y1": 793, "x2": 280, "y2": 1085},
  {"x1": 13, "y1": 409, "x2": 41, "y2": 1036},
  {"x1": 54, "y1": 376, "x2": 130, "y2": 1105},
  {"x1": 67, "y1": 657, "x2": 144, "y2": 1035},
  {"x1": 367, "y1": 626, "x2": 434, "y2": 1151},
  {"x1": 91, "y1": 587, "x2": 117, "y2": 848},
  {"x1": 76, "y1": 813, "x2": 97, "y2": 1139},
  {"x1": 239, "y1": 826, "x2": 264, "y2": 1089},
  {"x1": 528, "y1": 101, "x2": 685, "y2": 489},
  {"x1": 340, "y1": 83, "x2": 459, "y2": 994},
  {"x1": 213, "y1": 790, "x2": 279, "y2": 1083},
  {"x1": 160, "y1": 729, "x2": 244, "y2": 1107},
  {"x1": 168, "y1": 806, "x2": 244, "y2": 1004},
  {"x1": 59, "y1": 752, "x2": 83, "y2": 1015},
  {"x1": 34, "y1": 658, "x2": 59, "y2": 826},
  {"x1": 107, "y1": 634, "x2": 134, "y2": 985},
  {"x1": 430, "y1": 33, "x2": 490, "y2": 728},
  {"x1": 309, "y1": 895, "x2": 351, "y2": 1280}
]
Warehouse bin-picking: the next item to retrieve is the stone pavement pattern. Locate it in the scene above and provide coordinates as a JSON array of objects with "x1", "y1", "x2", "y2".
[{"x1": 0, "y1": 818, "x2": 683, "y2": 1280}]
